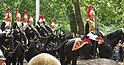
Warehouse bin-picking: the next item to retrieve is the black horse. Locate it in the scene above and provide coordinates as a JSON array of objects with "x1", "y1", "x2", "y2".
[
  {"x1": 25, "y1": 27, "x2": 66, "y2": 62},
  {"x1": 0, "y1": 32, "x2": 14, "y2": 65},
  {"x1": 24, "y1": 25, "x2": 44, "y2": 62},
  {"x1": 0, "y1": 22, "x2": 15, "y2": 65},
  {"x1": 59, "y1": 28, "x2": 124, "y2": 65},
  {"x1": 10, "y1": 23, "x2": 28, "y2": 65},
  {"x1": 35, "y1": 23, "x2": 56, "y2": 50}
]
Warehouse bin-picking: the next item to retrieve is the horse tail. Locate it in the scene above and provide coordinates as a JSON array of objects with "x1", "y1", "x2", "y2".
[{"x1": 58, "y1": 40, "x2": 68, "y2": 65}]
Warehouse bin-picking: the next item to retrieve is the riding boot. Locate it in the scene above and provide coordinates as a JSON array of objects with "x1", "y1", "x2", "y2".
[
  {"x1": 91, "y1": 40, "x2": 97, "y2": 58},
  {"x1": 92, "y1": 48, "x2": 96, "y2": 58}
]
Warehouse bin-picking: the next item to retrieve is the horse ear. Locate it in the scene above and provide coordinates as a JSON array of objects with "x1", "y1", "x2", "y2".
[{"x1": 122, "y1": 28, "x2": 124, "y2": 33}]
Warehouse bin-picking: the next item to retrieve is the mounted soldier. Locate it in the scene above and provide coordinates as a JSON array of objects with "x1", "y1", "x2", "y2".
[
  {"x1": 27, "y1": 13, "x2": 33, "y2": 26},
  {"x1": 4, "y1": 7, "x2": 12, "y2": 27},
  {"x1": 27, "y1": 13, "x2": 41, "y2": 38},
  {"x1": 1, "y1": 7, "x2": 12, "y2": 35},
  {"x1": 85, "y1": 5, "x2": 104, "y2": 58},
  {"x1": 22, "y1": 10, "x2": 28, "y2": 30},
  {"x1": 40, "y1": 15, "x2": 54, "y2": 35},
  {"x1": 50, "y1": 19, "x2": 56, "y2": 31},
  {"x1": 85, "y1": 5, "x2": 96, "y2": 35},
  {"x1": 27, "y1": 13, "x2": 34, "y2": 29},
  {"x1": 14, "y1": 8, "x2": 22, "y2": 28}
]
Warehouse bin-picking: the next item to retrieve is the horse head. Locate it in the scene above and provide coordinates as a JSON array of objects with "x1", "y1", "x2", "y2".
[
  {"x1": 12, "y1": 22, "x2": 17, "y2": 29},
  {"x1": 0, "y1": 22, "x2": 6, "y2": 31},
  {"x1": 35, "y1": 25, "x2": 48, "y2": 37},
  {"x1": 120, "y1": 28, "x2": 124, "y2": 43},
  {"x1": 25, "y1": 25, "x2": 40, "y2": 40},
  {"x1": 97, "y1": 28, "x2": 124, "y2": 58},
  {"x1": 0, "y1": 31, "x2": 14, "y2": 60},
  {"x1": 105, "y1": 29, "x2": 124, "y2": 48},
  {"x1": 13, "y1": 29, "x2": 28, "y2": 46}
]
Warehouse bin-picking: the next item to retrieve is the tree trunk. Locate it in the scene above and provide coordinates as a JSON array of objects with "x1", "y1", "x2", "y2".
[
  {"x1": 64, "y1": 0, "x2": 77, "y2": 33},
  {"x1": 73, "y1": 0, "x2": 84, "y2": 34}
]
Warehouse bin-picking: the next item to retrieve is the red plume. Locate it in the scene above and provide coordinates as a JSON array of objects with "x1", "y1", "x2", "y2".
[
  {"x1": 87, "y1": 5, "x2": 92, "y2": 18},
  {"x1": 7, "y1": 7, "x2": 11, "y2": 21},
  {"x1": 22, "y1": 10, "x2": 27, "y2": 22},
  {"x1": 16, "y1": 9, "x2": 18, "y2": 15},
  {"x1": 38, "y1": 16, "x2": 41, "y2": 22},
  {"x1": 30, "y1": 13, "x2": 32, "y2": 17},
  {"x1": 41, "y1": 15, "x2": 44, "y2": 21},
  {"x1": 28, "y1": 13, "x2": 32, "y2": 25},
  {"x1": 7, "y1": 7, "x2": 10, "y2": 13},
  {"x1": 24, "y1": 10, "x2": 26, "y2": 15},
  {"x1": 52, "y1": 19, "x2": 54, "y2": 22},
  {"x1": 16, "y1": 9, "x2": 19, "y2": 19}
]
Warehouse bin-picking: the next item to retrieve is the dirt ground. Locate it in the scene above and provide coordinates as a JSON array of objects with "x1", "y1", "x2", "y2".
[
  {"x1": 22, "y1": 58, "x2": 124, "y2": 65},
  {"x1": 77, "y1": 59, "x2": 124, "y2": 65}
]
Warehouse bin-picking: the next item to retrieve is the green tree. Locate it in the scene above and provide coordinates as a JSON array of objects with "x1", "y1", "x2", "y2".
[
  {"x1": 0, "y1": 0, "x2": 123, "y2": 33},
  {"x1": 73, "y1": 0, "x2": 84, "y2": 34}
]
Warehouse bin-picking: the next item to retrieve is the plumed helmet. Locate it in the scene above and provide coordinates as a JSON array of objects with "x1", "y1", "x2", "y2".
[
  {"x1": 87, "y1": 5, "x2": 95, "y2": 18},
  {"x1": 28, "y1": 13, "x2": 33, "y2": 25},
  {"x1": 7, "y1": 7, "x2": 10, "y2": 13},
  {"x1": 38, "y1": 16, "x2": 42, "y2": 23},
  {"x1": 5, "y1": 7, "x2": 12, "y2": 22},
  {"x1": 52, "y1": 19, "x2": 54, "y2": 23},
  {"x1": 41, "y1": 15, "x2": 45, "y2": 22},
  {"x1": 90, "y1": 10, "x2": 95, "y2": 16},
  {"x1": 50, "y1": 19, "x2": 55, "y2": 29},
  {"x1": 15, "y1": 8, "x2": 21, "y2": 21},
  {"x1": 16, "y1": 8, "x2": 18, "y2": 14},
  {"x1": 22, "y1": 10, "x2": 28, "y2": 22}
]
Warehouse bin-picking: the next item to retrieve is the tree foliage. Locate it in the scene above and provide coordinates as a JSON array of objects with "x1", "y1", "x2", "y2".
[{"x1": 0, "y1": 0, "x2": 123, "y2": 33}]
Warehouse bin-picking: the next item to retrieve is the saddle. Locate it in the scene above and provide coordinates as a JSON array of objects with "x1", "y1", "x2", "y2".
[
  {"x1": 72, "y1": 37, "x2": 90, "y2": 51},
  {"x1": 72, "y1": 32, "x2": 104, "y2": 51},
  {"x1": 87, "y1": 32, "x2": 104, "y2": 45}
]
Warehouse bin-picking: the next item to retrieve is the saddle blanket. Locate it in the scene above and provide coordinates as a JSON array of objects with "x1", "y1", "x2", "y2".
[{"x1": 72, "y1": 38, "x2": 90, "y2": 51}]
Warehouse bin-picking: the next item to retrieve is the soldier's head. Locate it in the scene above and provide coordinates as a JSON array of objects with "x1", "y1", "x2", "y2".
[
  {"x1": 38, "y1": 15, "x2": 46, "y2": 24},
  {"x1": 28, "y1": 13, "x2": 33, "y2": 25},
  {"x1": 7, "y1": 7, "x2": 10, "y2": 13},
  {"x1": 89, "y1": 10, "x2": 95, "y2": 20},
  {"x1": 87, "y1": 5, "x2": 95, "y2": 20}
]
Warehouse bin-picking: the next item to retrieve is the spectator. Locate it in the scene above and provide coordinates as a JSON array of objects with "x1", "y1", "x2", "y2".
[
  {"x1": 111, "y1": 45, "x2": 120, "y2": 61},
  {"x1": 0, "y1": 49, "x2": 6, "y2": 65},
  {"x1": 28, "y1": 53, "x2": 61, "y2": 65}
]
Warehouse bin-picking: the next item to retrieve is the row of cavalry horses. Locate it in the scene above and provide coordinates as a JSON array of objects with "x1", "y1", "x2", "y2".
[{"x1": 0, "y1": 22, "x2": 124, "y2": 65}]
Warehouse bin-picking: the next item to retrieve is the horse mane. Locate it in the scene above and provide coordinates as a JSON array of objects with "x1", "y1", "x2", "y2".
[
  {"x1": 106, "y1": 29, "x2": 122, "y2": 39},
  {"x1": 0, "y1": 22, "x2": 6, "y2": 31}
]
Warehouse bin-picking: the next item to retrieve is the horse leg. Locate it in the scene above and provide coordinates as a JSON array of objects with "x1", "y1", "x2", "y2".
[
  {"x1": 17, "y1": 61, "x2": 20, "y2": 65},
  {"x1": 18, "y1": 55, "x2": 24, "y2": 65},
  {"x1": 72, "y1": 57, "x2": 77, "y2": 65},
  {"x1": 12, "y1": 53, "x2": 17, "y2": 65},
  {"x1": 58, "y1": 40, "x2": 68, "y2": 65},
  {"x1": 59, "y1": 52, "x2": 65, "y2": 65},
  {"x1": 64, "y1": 58, "x2": 71, "y2": 65},
  {"x1": 5, "y1": 58, "x2": 10, "y2": 65},
  {"x1": 20, "y1": 58, "x2": 24, "y2": 65},
  {"x1": 8, "y1": 59, "x2": 11, "y2": 65},
  {"x1": 91, "y1": 40, "x2": 98, "y2": 58},
  {"x1": 64, "y1": 55, "x2": 72, "y2": 65},
  {"x1": 58, "y1": 50, "x2": 65, "y2": 65}
]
